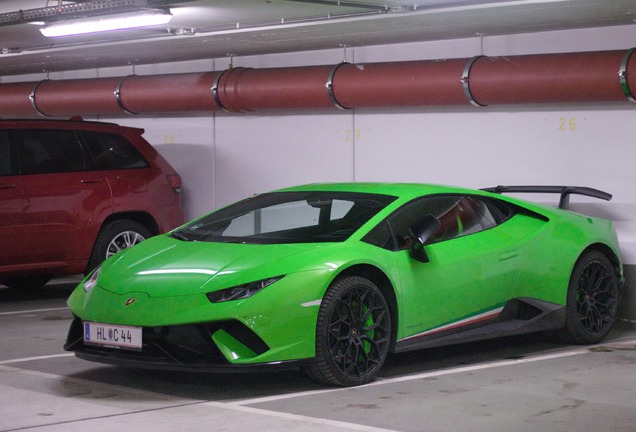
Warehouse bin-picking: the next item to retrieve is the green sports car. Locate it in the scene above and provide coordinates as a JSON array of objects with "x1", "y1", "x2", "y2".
[{"x1": 65, "y1": 183, "x2": 623, "y2": 386}]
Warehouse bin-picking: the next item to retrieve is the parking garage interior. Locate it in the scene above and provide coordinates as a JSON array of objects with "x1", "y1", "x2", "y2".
[{"x1": 1, "y1": 1, "x2": 636, "y2": 431}]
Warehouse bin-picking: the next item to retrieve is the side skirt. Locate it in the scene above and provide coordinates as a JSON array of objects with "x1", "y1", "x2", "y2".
[{"x1": 394, "y1": 298, "x2": 566, "y2": 353}]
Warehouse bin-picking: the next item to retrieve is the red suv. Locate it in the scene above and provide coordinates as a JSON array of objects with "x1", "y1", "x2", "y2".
[{"x1": 0, "y1": 119, "x2": 185, "y2": 289}]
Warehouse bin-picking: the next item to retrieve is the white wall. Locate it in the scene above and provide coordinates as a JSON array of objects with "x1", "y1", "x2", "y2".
[{"x1": 9, "y1": 25, "x2": 636, "y2": 264}]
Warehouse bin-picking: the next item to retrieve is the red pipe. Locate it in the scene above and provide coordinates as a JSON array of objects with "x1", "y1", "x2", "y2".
[
  {"x1": 333, "y1": 59, "x2": 470, "y2": 108},
  {"x1": 119, "y1": 72, "x2": 221, "y2": 114},
  {"x1": 0, "y1": 49, "x2": 633, "y2": 117},
  {"x1": 470, "y1": 51, "x2": 631, "y2": 105},
  {"x1": 0, "y1": 81, "x2": 45, "y2": 117},
  {"x1": 33, "y1": 77, "x2": 123, "y2": 116},
  {"x1": 0, "y1": 72, "x2": 223, "y2": 117},
  {"x1": 214, "y1": 66, "x2": 336, "y2": 112}
]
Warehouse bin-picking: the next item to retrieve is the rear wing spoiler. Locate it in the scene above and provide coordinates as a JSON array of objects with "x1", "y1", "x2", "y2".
[{"x1": 481, "y1": 186, "x2": 612, "y2": 210}]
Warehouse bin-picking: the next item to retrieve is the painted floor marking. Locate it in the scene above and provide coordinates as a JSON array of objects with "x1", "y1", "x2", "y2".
[
  {"x1": 0, "y1": 307, "x2": 68, "y2": 316},
  {"x1": 228, "y1": 337, "x2": 636, "y2": 407},
  {"x1": 223, "y1": 352, "x2": 583, "y2": 407},
  {"x1": 2, "y1": 336, "x2": 634, "y2": 432},
  {"x1": 0, "y1": 353, "x2": 74, "y2": 366},
  {"x1": 205, "y1": 401, "x2": 402, "y2": 432}
]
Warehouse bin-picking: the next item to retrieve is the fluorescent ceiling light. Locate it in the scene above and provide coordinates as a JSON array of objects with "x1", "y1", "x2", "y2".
[{"x1": 40, "y1": 10, "x2": 172, "y2": 37}]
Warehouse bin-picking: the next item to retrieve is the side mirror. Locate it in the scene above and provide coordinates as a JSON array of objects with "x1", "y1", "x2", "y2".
[{"x1": 408, "y1": 214, "x2": 441, "y2": 263}]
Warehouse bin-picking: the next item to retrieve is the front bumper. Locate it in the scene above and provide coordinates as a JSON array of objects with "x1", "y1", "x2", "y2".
[{"x1": 64, "y1": 315, "x2": 312, "y2": 372}]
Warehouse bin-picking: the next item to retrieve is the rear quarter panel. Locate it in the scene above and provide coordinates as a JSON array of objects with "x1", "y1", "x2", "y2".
[
  {"x1": 512, "y1": 206, "x2": 622, "y2": 305},
  {"x1": 110, "y1": 130, "x2": 185, "y2": 232}
]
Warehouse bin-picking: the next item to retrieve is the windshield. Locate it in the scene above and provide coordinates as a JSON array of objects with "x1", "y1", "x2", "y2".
[{"x1": 173, "y1": 191, "x2": 397, "y2": 244}]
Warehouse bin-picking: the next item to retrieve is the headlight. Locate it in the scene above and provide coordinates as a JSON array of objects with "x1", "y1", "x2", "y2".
[
  {"x1": 83, "y1": 266, "x2": 101, "y2": 293},
  {"x1": 206, "y1": 276, "x2": 284, "y2": 303}
]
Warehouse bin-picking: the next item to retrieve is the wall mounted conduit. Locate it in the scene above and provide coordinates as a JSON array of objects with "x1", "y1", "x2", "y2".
[
  {"x1": 212, "y1": 65, "x2": 337, "y2": 113},
  {"x1": 0, "y1": 49, "x2": 634, "y2": 118}
]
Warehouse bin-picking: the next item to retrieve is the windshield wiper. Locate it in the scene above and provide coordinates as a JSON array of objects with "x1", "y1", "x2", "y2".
[{"x1": 170, "y1": 231, "x2": 193, "y2": 242}]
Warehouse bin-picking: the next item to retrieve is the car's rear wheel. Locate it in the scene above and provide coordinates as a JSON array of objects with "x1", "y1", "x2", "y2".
[
  {"x1": 305, "y1": 276, "x2": 391, "y2": 386},
  {"x1": 558, "y1": 250, "x2": 619, "y2": 344},
  {"x1": 87, "y1": 220, "x2": 151, "y2": 273}
]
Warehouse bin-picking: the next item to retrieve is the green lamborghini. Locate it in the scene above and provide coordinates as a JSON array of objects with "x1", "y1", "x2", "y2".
[{"x1": 65, "y1": 183, "x2": 623, "y2": 386}]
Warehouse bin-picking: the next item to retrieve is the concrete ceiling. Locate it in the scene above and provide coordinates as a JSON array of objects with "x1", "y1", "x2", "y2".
[{"x1": 0, "y1": 0, "x2": 635, "y2": 76}]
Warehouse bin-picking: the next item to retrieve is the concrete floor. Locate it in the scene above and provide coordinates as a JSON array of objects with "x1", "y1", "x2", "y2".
[{"x1": 1, "y1": 278, "x2": 636, "y2": 432}]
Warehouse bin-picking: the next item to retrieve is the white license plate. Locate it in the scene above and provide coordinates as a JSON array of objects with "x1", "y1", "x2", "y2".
[{"x1": 84, "y1": 321, "x2": 142, "y2": 350}]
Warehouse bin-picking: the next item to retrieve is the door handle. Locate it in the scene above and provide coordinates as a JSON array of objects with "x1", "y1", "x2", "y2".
[
  {"x1": 498, "y1": 249, "x2": 518, "y2": 262},
  {"x1": 0, "y1": 183, "x2": 16, "y2": 189},
  {"x1": 80, "y1": 179, "x2": 103, "y2": 184}
]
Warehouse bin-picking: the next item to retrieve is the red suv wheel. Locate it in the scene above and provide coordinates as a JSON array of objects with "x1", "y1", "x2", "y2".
[{"x1": 0, "y1": 118, "x2": 185, "y2": 288}]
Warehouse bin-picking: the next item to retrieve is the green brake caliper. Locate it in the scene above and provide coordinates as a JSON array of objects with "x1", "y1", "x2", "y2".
[{"x1": 361, "y1": 304, "x2": 374, "y2": 355}]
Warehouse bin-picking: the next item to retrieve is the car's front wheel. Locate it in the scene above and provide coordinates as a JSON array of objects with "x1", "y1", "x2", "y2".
[
  {"x1": 558, "y1": 250, "x2": 620, "y2": 344},
  {"x1": 87, "y1": 220, "x2": 152, "y2": 273},
  {"x1": 305, "y1": 276, "x2": 391, "y2": 386}
]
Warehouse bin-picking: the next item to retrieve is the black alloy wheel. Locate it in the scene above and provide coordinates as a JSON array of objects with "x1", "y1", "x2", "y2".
[
  {"x1": 559, "y1": 250, "x2": 619, "y2": 344},
  {"x1": 305, "y1": 276, "x2": 392, "y2": 386}
]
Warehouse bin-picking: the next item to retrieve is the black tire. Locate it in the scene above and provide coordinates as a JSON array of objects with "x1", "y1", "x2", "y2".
[
  {"x1": 87, "y1": 220, "x2": 152, "y2": 273},
  {"x1": 558, "y1": 250, "x2": 619, "y2": 344},
  {"x1": 0, "y1": 275, "x2": 51, "y2": 290},
  {"x1": 304, "y1": 276, "x2": 391, "y2": 386}
]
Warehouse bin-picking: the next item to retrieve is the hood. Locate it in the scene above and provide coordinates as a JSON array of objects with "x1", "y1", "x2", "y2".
[{"x1": 98, "y1": 234, "x2": 337, "y2": 297}]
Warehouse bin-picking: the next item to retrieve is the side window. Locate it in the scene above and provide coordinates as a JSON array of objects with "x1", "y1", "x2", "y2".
[
  {"x1": 14, "y1": 130, "x2": 85, "y2": 175},
  {"x1": 0, "y1": 131, "x2": 11, "y2": 176},
  {"x1": 431, "y1": 196, "x2": 498, "y2": 241},
  {"x1": 224, "y1": 201, "x2": 321, "y2": 236},
  {"x1": 331, "y1": 199, "x2": 355, "y2": 220},
  {"x1": 364, "y1": 195, "x2": 508, "y2": 251},
  {"x1": 224, "y1": 199, "x2": 356, "y2": 237},
  {"x1": 82, "y1": 132, "x2": 149, "y2": 170},
  {"x1": 362, "y1": 219, "x2": 395, "y2": 250}
]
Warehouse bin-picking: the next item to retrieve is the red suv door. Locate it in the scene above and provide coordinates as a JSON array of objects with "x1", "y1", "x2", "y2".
[
  {"x1": 0, "y1": 131, "x2": 23, "y2": 269},
  {"x1": 15, "y1": 129, "x2": 112, "y2": 273}
]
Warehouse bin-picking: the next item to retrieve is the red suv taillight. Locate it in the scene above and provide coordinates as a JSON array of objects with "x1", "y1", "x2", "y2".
[{"x1": 166, "y1": 174, "x2": 182, "y2": 194}]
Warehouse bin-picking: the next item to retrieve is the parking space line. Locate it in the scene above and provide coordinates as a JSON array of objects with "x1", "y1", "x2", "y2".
[
  {"x1": 228, "y1": 338, "x2": 636, "y2": 407},
  {"x1": 204, "y1": 344, "x2": 633, "y2": 432},
  {"x1": 0, "y1": 307, "x2": 69, "y2": 316},
  {"x1": 205, "y1": 401, "x2": 401, "y2": 432},
  {"x1": 0, "y1": 353, "x2": 74, "y2": 366},
  {"x1": 3, "y1": 338, "x2": 635, "y2": 432},
  {"x1": 366, "y1": 349, "x2": 586, "y2": 387},
  {"x1": 0, "y1": 363, "x2": 191, "y2": 401},
  {"x1": 201, "y1": 349, "x2": 592, "y2": 432},
  {"x1": 1, "y1": 363, "x2": 395, "y2": 432},
  {"x1": 222, "y1": 352, "x2": 583, "y2": 408}
]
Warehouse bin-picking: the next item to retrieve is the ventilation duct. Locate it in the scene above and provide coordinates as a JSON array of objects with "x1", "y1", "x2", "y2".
[{"x1": 0, "y1": 49, "x2": 634, "y2": 118}]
